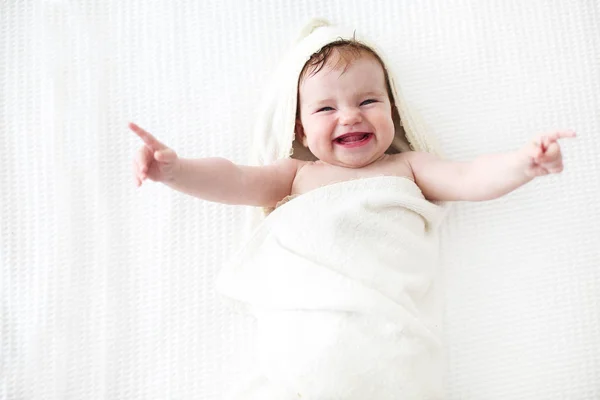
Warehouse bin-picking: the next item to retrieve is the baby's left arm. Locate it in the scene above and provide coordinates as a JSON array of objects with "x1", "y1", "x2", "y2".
[{"x1": 404, "y1": 130, "x2": 576, "y2": 202}]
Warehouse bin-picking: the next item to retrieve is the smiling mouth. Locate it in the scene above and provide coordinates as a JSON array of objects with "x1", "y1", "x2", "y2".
[{"x1": 335, "y1": 133, "x2": 372, "y2": 144}]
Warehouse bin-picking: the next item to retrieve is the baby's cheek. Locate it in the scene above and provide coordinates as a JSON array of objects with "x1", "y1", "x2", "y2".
[
  {"x1": 373, "y1": 112, "x2": 394, "y2": 130},
  {"x1": 369, "y1": 106, "x2": 390, "y2": 120}
]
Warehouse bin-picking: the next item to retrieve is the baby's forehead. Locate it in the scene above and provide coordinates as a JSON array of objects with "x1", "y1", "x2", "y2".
[{"x1": 299, "y1": 53, "x2": 387, "y2": 94}]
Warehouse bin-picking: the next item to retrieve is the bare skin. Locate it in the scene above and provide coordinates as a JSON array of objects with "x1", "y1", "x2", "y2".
[{"x1": 130, "y1": 51, "x2": 576, "y2": 206}]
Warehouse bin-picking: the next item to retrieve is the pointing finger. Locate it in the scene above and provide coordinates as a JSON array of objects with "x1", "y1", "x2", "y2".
[
  {"x1": 546, "y1": 130, "x2": 577, "y2": 143},
  {"x1": 129, "y1": 122, "x2": 168, "y2": 150}
]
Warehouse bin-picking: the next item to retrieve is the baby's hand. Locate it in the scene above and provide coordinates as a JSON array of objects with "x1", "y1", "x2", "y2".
[
  {"x1": 519, "y1": 130, "x2": 577, "y2": 178},
  {"x1": 130, "y1": 122, "x2": 180, "y2": 187}
]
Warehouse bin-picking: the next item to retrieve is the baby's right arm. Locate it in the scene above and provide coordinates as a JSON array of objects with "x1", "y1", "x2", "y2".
[{"x1": 130, "y1": 122, "x2": 299, "y2": 207}]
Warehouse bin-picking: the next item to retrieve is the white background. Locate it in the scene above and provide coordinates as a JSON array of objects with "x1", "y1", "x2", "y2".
[{"x1": 2, "y1": 0, "x2": 599, "y2": 398}]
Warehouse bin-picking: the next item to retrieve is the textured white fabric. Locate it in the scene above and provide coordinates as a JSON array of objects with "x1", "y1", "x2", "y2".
[
  {"x1": 217, "y1": 177, "x2": 444, "y2": 399},
  {"x1": 2, "y1": 1, "x2": 599, "y2": 399}
]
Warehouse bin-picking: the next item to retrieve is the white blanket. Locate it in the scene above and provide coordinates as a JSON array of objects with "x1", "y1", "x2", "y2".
[{"x1": 216, "y1": 176, "x2": 445, "y2": 399}]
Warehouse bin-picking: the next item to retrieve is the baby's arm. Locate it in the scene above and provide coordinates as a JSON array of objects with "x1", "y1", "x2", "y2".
[
  {"x1": 130, "y1": 122, "x2": 298, "y2": 207},
  {"x1": 172, "y1": 157, "x2": 299, "y2": 207},
  {"x1": 404, "y1": 131, "x2": 576, "y2": 202}
]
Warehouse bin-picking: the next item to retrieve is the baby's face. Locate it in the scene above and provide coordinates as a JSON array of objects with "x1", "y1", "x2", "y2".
[{"x1": 297, "y1": 54, "x2": 395, "y2": 168}]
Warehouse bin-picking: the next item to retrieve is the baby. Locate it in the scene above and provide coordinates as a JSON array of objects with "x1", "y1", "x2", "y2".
[
  {"x1": 130, "y1": 39, "x2": 575, "y2": 205},
  {"x1": 130, "y1": 32, "x2": 576, "y2": 399}
]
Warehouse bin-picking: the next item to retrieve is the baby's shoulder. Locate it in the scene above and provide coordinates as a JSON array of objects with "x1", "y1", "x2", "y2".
[
  {"x1": 385, "y1": 151, "x2": 416, "y2": 173},
  {"x1": 291, "y1": 159, "x2": 320, "y2": 180},
  {"x1": 272, "y1": 157, "x2": 307, "y2": 174},
  {"x1": 391, "y1": 150, "x2": 441, "y2": 170}
]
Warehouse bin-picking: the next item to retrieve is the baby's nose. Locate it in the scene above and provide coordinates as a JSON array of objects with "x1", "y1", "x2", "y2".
[{"x1": 339, "y1": 108, "x2": 362, "y2": 125}]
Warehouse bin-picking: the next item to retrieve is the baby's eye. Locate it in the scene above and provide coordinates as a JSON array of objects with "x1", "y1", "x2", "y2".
[
  {"x1": 360, "y1": 99, "x2": 377, "y2": 106},
  {"x1": 317, "y1": 106, "x2": 334, "y2": 112}
]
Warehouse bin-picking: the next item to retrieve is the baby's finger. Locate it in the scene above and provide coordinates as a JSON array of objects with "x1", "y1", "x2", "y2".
[
  {"x1": 546, "y1": 130, "x2": 577, "y2": 143},
  {"x1": 548, "y1": 162, "x2": 564, "y2": 174},
  {"x1": 133, "y1": 161, "x2": 142, "y2": 186},
  {"x1": 134, "y1": 158, "x2": 147, "y2": 180},
  {"x1": 136, "y1": 147, "x2": 151, "y2": 174},
  {"x1": 129, "y1": 122, "x2": 168, "y2": 150},
  {"x1": 528, "y1": 137, "x2": 544, "y2": 163},
  {"x1": 541, "y1": 142, "x2": 561, "y2": 161},
  {"x1": 139, "y1": 164, "x2": 147, "y2": 180}
]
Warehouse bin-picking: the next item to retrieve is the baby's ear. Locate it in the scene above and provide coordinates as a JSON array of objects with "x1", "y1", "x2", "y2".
[{"x1": 294, "y1": 119, "x2": 308, "y2": 147}]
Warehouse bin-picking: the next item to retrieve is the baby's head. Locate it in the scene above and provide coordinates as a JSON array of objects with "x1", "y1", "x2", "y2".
[{"x1": 294, "y1": 39, "x2": 401, "y2": 168}]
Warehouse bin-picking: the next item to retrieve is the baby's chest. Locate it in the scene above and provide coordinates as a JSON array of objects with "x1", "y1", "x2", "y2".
[{"x1": 292, "y1": 163, "x2": 413, "y2": 196}]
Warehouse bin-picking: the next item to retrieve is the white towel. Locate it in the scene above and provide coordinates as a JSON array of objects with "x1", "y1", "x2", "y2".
[
  {"x1": 217, "y1": 177, "x2": 445, "y2": 399},
  {"x1": 216, "y1": 19, "x2": 451, "y2": 399}
]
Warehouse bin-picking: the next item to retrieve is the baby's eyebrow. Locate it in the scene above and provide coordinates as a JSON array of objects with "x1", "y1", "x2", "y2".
[
  {"x1": 308, "y1": 98, "x2": 335, "y2": 108},
  {"x1": 360, "y1": 90, "x2": 386, "y2": 98}
]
